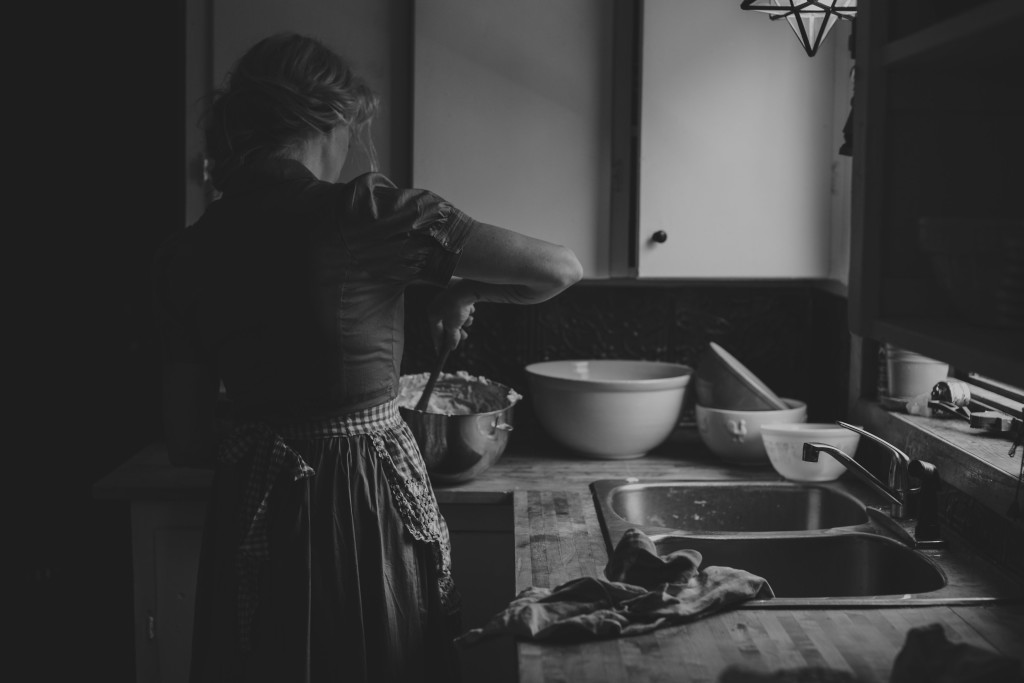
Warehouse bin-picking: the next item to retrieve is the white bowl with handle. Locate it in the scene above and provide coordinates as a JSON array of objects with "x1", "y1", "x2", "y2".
[{"x1": 695, "y1": 399, "x2": 807, "y2": 466}]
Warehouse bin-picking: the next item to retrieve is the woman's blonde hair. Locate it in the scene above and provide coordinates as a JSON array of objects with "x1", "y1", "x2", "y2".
[{"x1": 204, "y1": 32, "x2": 379, "y2": 189}]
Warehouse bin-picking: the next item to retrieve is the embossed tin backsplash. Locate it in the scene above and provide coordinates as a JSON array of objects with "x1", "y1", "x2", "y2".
[{"x1": 402, "y1": 281, "x2": 850, "y2": 435}]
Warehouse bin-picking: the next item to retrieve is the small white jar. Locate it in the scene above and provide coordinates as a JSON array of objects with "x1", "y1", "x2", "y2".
[{"x1": 885, "y1": 343, "x2": 949, "y2": 398}]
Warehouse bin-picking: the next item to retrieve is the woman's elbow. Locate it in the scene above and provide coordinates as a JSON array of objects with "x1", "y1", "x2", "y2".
[{"x1": 551, "y1": 246, "x2": 584, "y2": 289}]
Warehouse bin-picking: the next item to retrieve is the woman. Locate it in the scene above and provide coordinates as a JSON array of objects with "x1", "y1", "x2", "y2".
[{"x1": 154, "y1": 32, "x2": 582, "y2": 683}]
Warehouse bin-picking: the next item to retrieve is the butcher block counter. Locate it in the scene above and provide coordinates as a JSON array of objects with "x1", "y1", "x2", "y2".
[{"x1": 94, "y1": 428, "x2": 1024, "y2": 683}]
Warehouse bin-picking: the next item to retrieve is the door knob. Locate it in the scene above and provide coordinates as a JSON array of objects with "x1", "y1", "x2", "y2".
[{"x1": 651, "y1": 230, "x2": 668, "y2": 243}]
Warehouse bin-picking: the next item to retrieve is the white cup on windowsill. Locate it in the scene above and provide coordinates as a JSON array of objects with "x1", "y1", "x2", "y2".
[{"x1": 885, "y1": 343, "x2": 949, "y2": 399}]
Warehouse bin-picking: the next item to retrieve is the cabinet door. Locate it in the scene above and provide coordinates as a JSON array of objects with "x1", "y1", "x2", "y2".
[
  {"x1": 637, "y1": 0, "x2": 839, "y2": 278},
  {"x1": 153, "y1": 526, "x2": 204, "y2": 683},
  {"x1": 412, "y1": 0, "x2": 614, "y2": 278},
  {"x1": 440, "y1": 502, "x2": 517, "y2": 683},
  {"x1": 131, "y1": 498, "x2": 517, "y2": 683},
  {"x1": 131, "y1": 501, "x2": 206, "y2": 683}
]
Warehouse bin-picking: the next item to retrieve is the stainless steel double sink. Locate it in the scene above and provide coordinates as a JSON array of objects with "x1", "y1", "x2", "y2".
[{"x1": 590, "y1": 479, "x2": 1023, "y2": 607}]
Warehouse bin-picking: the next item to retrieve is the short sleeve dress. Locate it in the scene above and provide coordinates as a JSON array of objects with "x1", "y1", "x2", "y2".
[{"x1": 153, "y1": 159, "x2": 478, "y2": 683}]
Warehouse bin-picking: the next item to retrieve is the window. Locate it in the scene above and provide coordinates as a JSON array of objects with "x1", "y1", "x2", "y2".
[{"x1": 959, "y1": 373, "x2": 1024, "y2": 421}]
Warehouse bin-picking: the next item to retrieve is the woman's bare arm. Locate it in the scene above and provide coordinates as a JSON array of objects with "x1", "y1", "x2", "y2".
[
  {"x1": 452, "y1": 222, "x2": 583, "y2": 303},
  {"x1": 428, "y1": 222, "x2": 583, "y2": 350}
]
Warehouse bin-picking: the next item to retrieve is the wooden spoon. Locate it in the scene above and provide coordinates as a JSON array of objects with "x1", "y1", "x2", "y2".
[{"x1": 414, "y1": 344, "x2": 452, "y2": 412}]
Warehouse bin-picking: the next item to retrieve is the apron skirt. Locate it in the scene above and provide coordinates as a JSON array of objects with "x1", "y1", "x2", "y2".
[{"x1": 188, "y1": 403, "x2": 462, "y2": 683}]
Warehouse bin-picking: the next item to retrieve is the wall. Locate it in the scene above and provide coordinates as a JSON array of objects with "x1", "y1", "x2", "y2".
[{"x1": 16, "y1": 1, "x2": 184, "y2": 680}]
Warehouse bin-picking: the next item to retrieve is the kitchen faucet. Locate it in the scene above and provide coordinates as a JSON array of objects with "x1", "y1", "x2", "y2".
[
  {"x1": 802, "y1": 421, "x2": 943, "y2": 547},
  {"x1": 802, "y1": 421, "x2": 910, "y2": 519}
]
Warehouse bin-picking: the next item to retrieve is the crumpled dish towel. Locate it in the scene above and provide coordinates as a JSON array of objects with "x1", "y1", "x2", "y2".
[
  {"x1": 456, "y1": 528, "x2": 774, "y2": 645},
  {"x1": 718, "y1": 622, "x2": 1022, "y2": 683}
]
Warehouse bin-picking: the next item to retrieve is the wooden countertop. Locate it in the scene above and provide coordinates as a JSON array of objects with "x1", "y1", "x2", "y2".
[
  {"x1": 94, "y1": 429, "x2": 1024, "y2": 682},
  {"x1": 91, "y1": 428, "x2": 786, "y2": 501}
]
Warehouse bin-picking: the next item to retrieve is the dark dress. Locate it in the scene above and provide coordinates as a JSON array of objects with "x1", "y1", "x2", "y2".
[{"x1": 153, "y1": 160, "x2": 477, "y2": 682}]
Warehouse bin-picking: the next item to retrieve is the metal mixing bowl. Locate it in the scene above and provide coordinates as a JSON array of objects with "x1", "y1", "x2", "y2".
[{"x1": 398, "y1": 374, "x2": 519, "y2": 485}]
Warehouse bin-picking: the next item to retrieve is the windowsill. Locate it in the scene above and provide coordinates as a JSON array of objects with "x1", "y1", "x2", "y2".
[{"x1": 850, "y1": 398, "x2": 1023, "y2": 530}]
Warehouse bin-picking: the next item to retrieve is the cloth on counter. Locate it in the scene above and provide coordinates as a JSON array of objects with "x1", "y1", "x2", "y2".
[
  {"x1": 456, "y1": 528, "x2": 773, "y2": 645},
  {"x1": 603, "y1": 526, "x2": 704, "y2": 588},
  {"x1": 717, "y1": 622, "x2": 1022, "y2": 683}
]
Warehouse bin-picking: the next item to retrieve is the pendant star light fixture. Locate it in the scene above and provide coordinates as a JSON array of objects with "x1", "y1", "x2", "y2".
[{"x1": 740, "y1": 0, "x2": 857, "y2": 57}]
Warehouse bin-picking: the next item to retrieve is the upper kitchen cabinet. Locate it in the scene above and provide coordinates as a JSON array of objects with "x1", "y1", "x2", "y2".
[
  {"x1": 848, "y1": 0, "x2": 1024, "y2": 386},
  {"x1": 635, "y1": 0, "x2": 848, "y2": 279},
  {"x1": 412, "y1": 0, "x2": 851, "y2": 280},
  {"x1": 412, "y1": 0, "x2": 614, "y2": 278}
]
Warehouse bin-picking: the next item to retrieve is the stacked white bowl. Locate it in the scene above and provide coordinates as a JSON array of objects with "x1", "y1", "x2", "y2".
[{"x1": 693, "y1": 342, "x2": 807, "y2": 467}]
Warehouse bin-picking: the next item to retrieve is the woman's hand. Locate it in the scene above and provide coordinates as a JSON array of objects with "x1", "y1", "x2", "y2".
[
  {"x1": 427, "y1": 281, "x2": 476, "y2": 353},
  {"x1": 424, "y1": 221, "x2": 583, "y2": 353}
]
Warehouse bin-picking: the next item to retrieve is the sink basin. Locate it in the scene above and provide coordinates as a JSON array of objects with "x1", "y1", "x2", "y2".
[
  {"x1": 605, "y1": 481, "x2": 868, "y2": 532},
  {"x1": 590, "y1": 478, "x2": 1024, "y2": 606},
  {"x1": 654, "y1": 533, "x2": 944, "y2": 598}
]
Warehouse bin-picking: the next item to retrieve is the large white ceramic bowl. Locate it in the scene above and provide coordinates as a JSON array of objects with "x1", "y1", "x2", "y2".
[
  {"x1": 695, "y1": 399, "x2": 807, "y2": 466},
  {"x1": 761, "y1": 423, "x2": 862, "y2": 482},
  {"x1": 524, "y1": 359, "x2": 693, "y2": 459}
]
